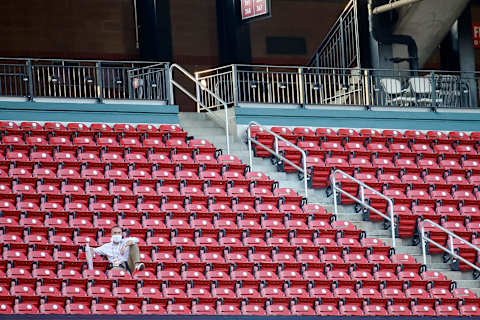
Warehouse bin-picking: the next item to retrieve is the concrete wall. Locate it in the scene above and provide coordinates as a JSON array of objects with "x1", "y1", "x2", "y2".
[
  {"x1": 249, "y1": 0, "x2": 347, "y2": 65},
  {"x1": 235, "y1": 106, "x2": 480, "y2": 132},
  {"x1": 0, "y1": 0, "x2": 137, "y2": 60},
  {"x1": 0, "y1": 101, "x2": 179, "y2": 124}
]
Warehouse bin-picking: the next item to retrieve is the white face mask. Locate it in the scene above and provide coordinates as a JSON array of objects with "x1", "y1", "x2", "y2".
[{"x1": 111, "y1": 234, "x2": 122, "y2": 243}]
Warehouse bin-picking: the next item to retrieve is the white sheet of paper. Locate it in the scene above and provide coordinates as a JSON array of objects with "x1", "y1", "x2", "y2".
[{"x1": 85, "y1": 242, "x2": 93, "y2": 270}]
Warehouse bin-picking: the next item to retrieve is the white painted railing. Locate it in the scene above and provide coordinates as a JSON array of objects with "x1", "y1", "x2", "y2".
[
  {"x1": 421, "y1": 219, "x2": 480, "y2": 272},
  {"x1": 246, "y1": 121, "x2": 309, "y2": 198},
  {"x1": 169, "y1": 64, "x2": 230, "y2": 154},
  {"x1": 330, "y1": 169, "x2": 396, "y2": 247}
]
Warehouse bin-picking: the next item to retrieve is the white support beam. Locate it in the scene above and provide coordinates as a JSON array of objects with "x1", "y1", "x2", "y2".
[{"x1": 373, "y1": 0, "x2": 424, "y2": 15}]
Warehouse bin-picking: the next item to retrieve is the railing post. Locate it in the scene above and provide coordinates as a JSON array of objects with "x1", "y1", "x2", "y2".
[
  {"x1": 388, "y1": 200, "x2": 396, "y2": 248},
  {"x1": 165, "y1": 63, "x2": 173, "y2": 104},
  {"x1": 431, "y1": 72, "x2": 437, "y2": 110},
  {"x1": 128, "y1": 69, "x2": 134, "y2": 100},
  {"x1": 247, "y1": 126, "x2": 253, "y2": 171},
  {"x1": 353, "y1": 0, "x2": 361, "y2": 68},
  {"x1": 339, "y1": 17, "x2": 346, "y2": 70},
  {"x1": 96, "y1": 62, "x2": 104, "y2": 103},
  {"x1": 232, "y1": 64, "x2": 239, "y2": 107},
  {"x1": 274, "y1": 136, "x2": 278, "y2": 156},
  {"x1": 449, "y1": 235, "x2": 454, "y2": 255},
  {"x1": 195, "y1": 72, "x2": 201, "y2": 112},
  {"x1": 299, "y1": 67, "x2": 306, "y2": 108},
  {"x1": 421, "y1": 222, "x2": 427, "y2": 265},
  {"x1": 223, "y1": 102, "x2": 230, "y2": 155},
  {"x1": 302, "y1": 151, "x2": 308, "y2": 198},
  {"x1": 26, "y1": 59, "x2": 34, "y2": 101},
  {"x1": 168, "y1": 66, "x2": 175, "y2": 105},
  {"x1": 332, "y1": 173, "x2": 338, "y2": 216},
  {"x1": 360, "y1": 185, "x2": 365, "y2": 203}
]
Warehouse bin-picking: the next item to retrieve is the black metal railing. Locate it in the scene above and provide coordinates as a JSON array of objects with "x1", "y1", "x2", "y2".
[
  {"x1": 0, "y1": 58, "x2": 170, "y2": 103},
  {"x1": 308, "y1": 0, "x2": 360, "y2": 69},
  {"x1": 196, "y1": 64, "x2": 480, "y2": 110}
]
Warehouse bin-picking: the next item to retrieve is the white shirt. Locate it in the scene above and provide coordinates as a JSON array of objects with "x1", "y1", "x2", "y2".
[{"x1": 93, "y1": 237, "x2": 139, "y2": 264}]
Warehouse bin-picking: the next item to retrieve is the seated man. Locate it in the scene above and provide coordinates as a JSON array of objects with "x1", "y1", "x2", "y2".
[{"x1": 90, "y1": 225, "x2": 144, "y2": 273}]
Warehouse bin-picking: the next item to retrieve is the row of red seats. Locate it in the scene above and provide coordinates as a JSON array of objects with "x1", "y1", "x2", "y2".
[
  {"x1": 0, "y1": 121, "x2": 187, "y2": 135},
  {"x1": 248, "y1": 126, "x2": 480, "y2": 187},
  {"x1": 2, "y1": 294, "x2": 479, "y2": 315},
  {"x1": 0, "y1": 210, "x2": 334, "y2": 233},
  {"x1": 305, "y1": 155, "x2": 479, "y2": 189},
  {"x1": 0, "y1": 275, "x2": 463, "y2": 300},
  {"x1": 295, "y1": 140, "x2": 478, "y2": 157},
  {"x1": 1, "y1": 274, "x2": 460, "y2": 301},
  {"x1": 0, "y1": 164, "x2": 260, "y2": 185},
  {"x1": 250, "y1": 126, "x2": 480, "y2": 144},
  {"x1": 0, "y1": 148, "x2": 222, "y2": 165},
  {"x1": 0, "y1": 136, "x2": 216, "y2": 154},
  {"x1": 0, "y1": 213, "x2": 354, "y2": 246}
]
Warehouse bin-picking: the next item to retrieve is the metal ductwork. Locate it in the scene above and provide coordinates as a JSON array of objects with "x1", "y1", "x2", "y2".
[{"x1": 368, "y1": 0, "x2": 419, "y2": 71}]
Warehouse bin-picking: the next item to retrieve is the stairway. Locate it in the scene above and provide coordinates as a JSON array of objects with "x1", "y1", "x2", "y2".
[{"x1": 179, "y1": 112, "x2": 480, "y2": 294}]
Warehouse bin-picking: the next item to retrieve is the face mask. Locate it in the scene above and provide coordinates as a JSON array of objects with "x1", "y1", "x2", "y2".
[{"x1": 111, "y1": 234, "x2": 122, "y2": 243}]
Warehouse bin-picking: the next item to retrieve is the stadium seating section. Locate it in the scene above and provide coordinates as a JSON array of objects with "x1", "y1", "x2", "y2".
[
  {"x1": 252, "y1": 126, "x2": 480, "y2": 272},
  {"x1": 0, "y1": 120, "x2": 479, "y2": 315}
]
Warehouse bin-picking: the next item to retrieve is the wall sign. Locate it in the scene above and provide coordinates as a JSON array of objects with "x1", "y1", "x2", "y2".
[
  {"x1": 473, "y1": 23, "x2": 480, "y2": 48},
  {"x1": 241, "y1": 0, "x2": 271, "y2": 22}
]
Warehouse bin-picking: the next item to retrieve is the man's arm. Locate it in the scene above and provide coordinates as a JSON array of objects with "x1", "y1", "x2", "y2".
[
  {"x1": 92, "y1": 243, "x2": 109, "y2": 257},
  {"x1": 120, "y1": 237, "x2": 139, "y2": 254}
]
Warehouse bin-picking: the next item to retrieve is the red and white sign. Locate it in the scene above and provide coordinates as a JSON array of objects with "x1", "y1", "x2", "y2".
[
  {"x1": 473, "y1": 23, "x2": 480, "y2": 48},
  {"x1": 241, "y1": 0, "x2": 268, "y2": 20}
]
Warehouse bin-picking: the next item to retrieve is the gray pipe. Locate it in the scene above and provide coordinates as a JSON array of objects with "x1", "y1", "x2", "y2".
[{"x1": 369, "y1": 0, "x2": 419, "y2": 71}]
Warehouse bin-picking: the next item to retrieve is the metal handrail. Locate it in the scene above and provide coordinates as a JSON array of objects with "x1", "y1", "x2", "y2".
[
  {"x1": 169, "y1": 63, "x2": 230, "y2": 154},
  {"x1": 194, "y1": 63, "x2": 478, "y2": 109},
  {"x1": 0, "y1": 57, "x2": 167, "y2": 64},
  {"x1": 421, "y1": 219, "x2": 480, "y2": 272},
  {"x1": 128, "y1": 63, "x2": 169, "y2": 73},
  {"x1": 331, "y1": 169, "x2": 396, "y2": 247},
  {"x1": 308, "y1": 0, "x2": 360, "y2": 68},
  {"x1": 246, "y1": 121, "x2": 309, "y2": 198}
]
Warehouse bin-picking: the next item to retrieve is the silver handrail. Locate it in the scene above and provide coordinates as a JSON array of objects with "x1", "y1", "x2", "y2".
[
  {"x1": 330, "y1": 169, "x2": 396, "y2": 247},
  {"x1": 246, "y1": 121, "x2": 309, "y2": 198},
  {"x1": 169, "y1": 64, "x2": 230, "y2": 155},
  {"x1": 421, "y1": 219, "x2": 480, "y2": 272}
]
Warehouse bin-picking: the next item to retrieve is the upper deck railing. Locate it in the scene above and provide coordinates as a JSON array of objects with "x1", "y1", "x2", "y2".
[
  {"x1": 0, "y1": 58, "x2": 170, "y2": 103},
  {"x1": 308, "y1": 0, "x2": 360, "y2": 69},
  {"x1": 195, "y1": 64, "x2": 479, "y2": 111}
]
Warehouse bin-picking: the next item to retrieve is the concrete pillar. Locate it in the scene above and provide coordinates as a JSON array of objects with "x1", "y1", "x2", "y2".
[
  {"x1": 137, "y1": 0, "x2": 172, "y2": 61},
  {"x1": 216, "y1": 0, "x2": 252, "y2": 65},
  {"x1": 458, "y1": 4, "x2": 477, "y2": 108}
]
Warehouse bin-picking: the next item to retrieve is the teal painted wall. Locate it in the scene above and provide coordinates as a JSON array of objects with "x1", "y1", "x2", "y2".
[
  {"x1": 0, "y1": 102, "x2": 179, "y2": 124},
  {"x1": 236, "y1": 107, "x2": 480, "y2": 131}
]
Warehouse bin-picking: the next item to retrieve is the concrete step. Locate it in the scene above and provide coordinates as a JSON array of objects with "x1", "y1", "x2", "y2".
[
  {"x1": 366, "y1": 230, "x2": 393, "y2": 237},
  {"x1": 441, "y1": 271, "x2": 476, "y2": 281},
  {"x1": 379, "y1": 237, "x2": 412, "y2": 247},
  {"x1": 429, "y1": 254, "x2": 445, "y2": 264},
  {"x1": 350, "y1": 221, "x2": 387, "y2": 232},
  {"x1": 394, "y1": 246, "x2": 423, "y2": 255},
  {"x1": 180, "y1": 118, "x2": 480, "y2": 290},
  {"x1": 182, "y1": 121, "x2": 223, "y2": 128},
  {"x1": 335, "y1": 214, "x2": 365, "y2": 222},
  {"x1": 426, "y1": 263, "x2": 451, "y2": 270},
  {"x1": 179, "y1": 112, "x2": 208, "y2": 120},
  {"x1": 411, "y1": 254, "x2": 431, "y2": 264},
  {"x1": 455, "y1": 280, "x2": 480, "y2": 288},
  {"x1": 470, "y1": 288, "x2": 480, "y2": 295}
]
